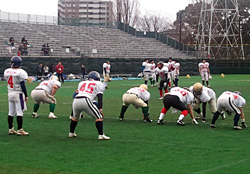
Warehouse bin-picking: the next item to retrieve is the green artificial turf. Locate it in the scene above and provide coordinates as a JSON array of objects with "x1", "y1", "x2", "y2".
[{"x1": 0, "y1": 74, "x2": 250, "y2": 174}]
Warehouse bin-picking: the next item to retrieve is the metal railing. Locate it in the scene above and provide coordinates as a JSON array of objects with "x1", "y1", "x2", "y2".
[{"x1": 0, "y1": 11, "x2": 58, "y2": 25}]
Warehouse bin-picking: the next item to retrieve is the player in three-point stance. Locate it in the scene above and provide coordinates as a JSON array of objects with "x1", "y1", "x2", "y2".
[
  {"x1": 103, "y1": 60, "x2": 111, "y2": 88},
  {"x1": 119, "y1": 84, "x2": 152, "y2": 123},
  {"x1": 157, "y1": 87, "x2": 198, "y2": 126},
  {"x1": 198, "y1": 59, "x2": 210, "y2": 87},
  {"x1": 210, "y1": 91, "x2": 247, "y2": 130},
  {"x1": 155, "y1": 61, "x2": 169, "y2": 99},
  {"x1": 31, "y1": 75, "x2": 61, "y2": 119},
  {"x1": 4, "y1": 56, "x2": 29, "y2": 136},
  {"x1": 69, "y1": 71, "x2": 110, "y2": 140}
]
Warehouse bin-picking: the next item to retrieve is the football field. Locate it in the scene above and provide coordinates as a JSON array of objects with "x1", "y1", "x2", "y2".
[{"x1": 0, "y1": 74, "x2": 250, "y2": 174}]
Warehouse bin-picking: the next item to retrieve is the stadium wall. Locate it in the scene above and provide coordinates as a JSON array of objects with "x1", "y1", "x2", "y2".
[{"x1": 0, "y1": 57, "x2": 249, "y2": 77}]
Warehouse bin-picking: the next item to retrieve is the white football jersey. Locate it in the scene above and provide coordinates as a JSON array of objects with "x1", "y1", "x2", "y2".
[
  {"x1": 127, "y1": 87, "x2": 150, "y2": 101},
  {"x1": 189, "y1": 86, "x2": 216, "y2": 102},
  {"x1": 168, "y1": 61, "x2": 175, "y2": 72},
  {"x1": 198, "y1": 62, "x2": 209, "y2": 73},
  {"x1": 170, "y1": 87, "x2": 195, "y2": 105},
  {"x1": 220, "y1": 91, "x2": 246, "y2": 108},
  {"x1": 35, "y1": 80, "x2": 61, "y2": 95},
  {"x1": 150, "y1": 63, "x2": 156, "y2": 73},
  {"x1": 76, "y1": 80, "x2": 105, "y2": 101},
  {"x1": 142, "y1": 62, "x2": 151, "y2": 72},
  {"x1": 4, "y1": 68, "x2": 28, "y2": 93},
  {"x1": 175, "y1": 62, "x2": 180, "y2": 70},
  {"x1": 155, "y1": 67, "x2": 169, "y2": 80},
  {"x1": 103, "y1": 63, "x2": 111, "y2": 74}
]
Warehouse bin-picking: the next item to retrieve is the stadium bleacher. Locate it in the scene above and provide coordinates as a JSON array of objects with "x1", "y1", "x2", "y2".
[{"x1": 0, "y1": 21, "x2": 194, "y2": 59}]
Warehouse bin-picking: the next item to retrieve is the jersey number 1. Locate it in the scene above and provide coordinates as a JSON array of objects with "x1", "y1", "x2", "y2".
[{"x1": 8, "y1": 76, "x2": 14, "y2": 88}]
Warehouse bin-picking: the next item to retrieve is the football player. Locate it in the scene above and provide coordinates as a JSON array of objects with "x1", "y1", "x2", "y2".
[
  {"x1": 173, "y1": 60, "x2": 180, "y2": 86},
  {"x1": 210, "y1": 91, "x2": 247, "y2": 130},
  {"x1": 198, "y1": 59, "x2": 210, "y2": 87},
  {"x1": 4, "y1": 56, "x2": 29, "y2": 136},
  {"x1": 103, "y1": 60, "x2": 111, "y2": 88},
  {"x1": 69, "y1": 71, "x2": 110, "y2": 140},
  {"x1": 149, "y1": 60, "x2": 156, "y2": 86},
  {"x1": 157, "y1": 87, "x2": 198, "y2": 126},
  {"x1": 189, "y1": 82, "x2": 224, "y2": 122},
  {"x1": 142, "y1": 59, "x2": 151, "y2": 85},
  {"x1": 167, "y1": 57, "x2": 175, "y2": 87},
  {"x1": 155, "y1": 61, "x2": 169, "y2": 99},
  {"x1": 31, "y1": 75, "x2": 61, "y2": 119},
  {"x1": 119, "y1": 84, "x2": 152, "y2": 123}
]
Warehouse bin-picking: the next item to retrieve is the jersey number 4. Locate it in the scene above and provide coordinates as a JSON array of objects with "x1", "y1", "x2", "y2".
[
  {"x1": 80, "y1": 83, "x2": 96, "y2": 94},
  {"x1": 8, "y1": 76, "x2": 14, "y2": 88}
]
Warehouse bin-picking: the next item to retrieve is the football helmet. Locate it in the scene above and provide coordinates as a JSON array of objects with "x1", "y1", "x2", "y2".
[
  {"x1": 11, "y1": 56, "x2": 22, "y2": 68},
  {"x1": 233, "y1": 91, "x2": 242, "y2": 96},
  {"x1": 157, "y1": 61, "x2": 164, "y2": 69},
  {"x1": 193, "y1": 82, "x2": 203, "y2": 95},
  {"x1": 49, "y1": 75, "x2": 59, "y2": 81},
  {"x1": 139, "y1": 84, "x2": 148, "y2": 91},
  {"x1": 88, "y1": 71, "x2": 100, "y2": 81}
]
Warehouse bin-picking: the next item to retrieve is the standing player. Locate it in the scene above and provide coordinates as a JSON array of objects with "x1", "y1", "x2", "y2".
[
  {"x1": 157, "y1": 87, "x2": 198, "y2": 126},
  {"x1": 31, "y1": 75, "x2": 61, "y2": 119},
  {"x1": 142, "y1": 59, "x2": 151, "y2": 85},
  {"x1": 149, "y1": 60, "x2": 156, "y2": 86},
  {"x1": 155, "y1": 61, "x2": 169, "y2": 99},
  {"x1": 173, "y1": 60, "x2": 180, "y2": 86},
  {"x1": 210, "y1": 91, "x2": 247, "y2": 130},
  {"x1": 167, "y1": 57, "x2": 175, "y2": 87},
  {"x1": 103, "y1": 60, "x2": 111, "y2": 88},
  {"x1": 4, "y1": 56, "x2": 29, "y2": 135},
  {"x1": 198, "y1": 59, "x2": 210, "y2": 87},
  {"x1": 69, "y1": 71, "x2": 110, "y2": 140},
  {"x1": 119, "y1": 84, "x2": 152, "y2": 123}
]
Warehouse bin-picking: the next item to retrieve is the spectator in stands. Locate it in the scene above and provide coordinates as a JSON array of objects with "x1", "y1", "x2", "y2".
[
  {"x1": 18, "y1": 43, "x2": 28, "y2": 56},
  {"x1": 9, "y1": 37, "x2": 14, "y2": 46},
  {"x1": 55, "y1": 61, "x2": 64, "y2": 83},
  {"x1": 21, "y1": 36, "x2": 27, "y2": 44},
  {"x1": 43, "y1": 65, "x2": 49, "y2": 76},
  {"x1": 41, "y1": 43, "x2": 50, "y2": 56},
  {"x1": 37, "y1": 63, "x2": 43, "y2": 81},
  {"x1": 49, "y1": 64, "x2": 54, "y2": 74},
  {"x1": 81, "y1": 64, "x2": 86, "y2": 79}
]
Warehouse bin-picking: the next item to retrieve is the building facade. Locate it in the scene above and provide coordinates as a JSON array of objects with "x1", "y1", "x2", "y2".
[{"x1": 58, "y1": 0, "x2": 113, "y2": 27}]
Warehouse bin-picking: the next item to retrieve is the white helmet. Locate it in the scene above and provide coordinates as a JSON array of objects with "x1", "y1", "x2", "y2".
[
  {"x1": 139, "y1": 84, "x2": 148, "y2": 91},
  {"x1": 49, "y1": 75, "x2": 59, "y2": 81}
]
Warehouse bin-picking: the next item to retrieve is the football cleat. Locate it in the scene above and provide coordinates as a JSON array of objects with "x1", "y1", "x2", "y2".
[
  {"x1": 143, "y1": 117, "x2": 152, "y2": 123},
  {"x1": 119, "y1": 116, "x2": 123, "y2": 121},
  {"x1": 233, "y1": 126, "x2": 242, "y2": 130},
  {"x1": 177, "y1": 120, "x2": 185, "y2": 126},
  {"x1": 210, "y1": 124, "x2": 216, "y2": 128},
  {"x1": 196, "y1": 113, "x2": 203, "y2": 120},
  {"x1": 192, "y1": 119, "x2": 199, "y2": 124},
  {"x1": 69, "y1": 116, "x2": 73, "y2": 120},
  {"x1": 201, "y1": 118, "x2": 206, "y2": 122},
  {"x1": 158, "y1": 97, "x2": 163, "y2": 100},
  {"x1": 17, "y1": 128, "x2": 29, "y2": 136},
  {"x1": 157, "y1": 119, "x2": 164, "y2": 125},
  {"x1": 221, "y1": 113, "x2": 226, "y2": 120},
  {"x1": 32, "y1": 112, "x2": 39, "y2": 118},
  {"x1": 68, "y1": 132, "x2": 77, "y2": 138},
  {"x1": 48, "y1": 113, "x2": 58, "y2": 119},
  {"x1": 242, "y1": 122, "x2": 247, "y2": 128},
  {"x1": 98, "y1": 134, "x2": 110, "y2": 140},
  {"x1": 9, "y1": 127, "x2": 17, "y2": 135}
]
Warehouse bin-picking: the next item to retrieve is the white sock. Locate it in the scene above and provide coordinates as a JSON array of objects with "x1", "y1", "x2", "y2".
[
  {"x1": 242, "y1": 119, "x2": 245, "y2": 122},
  {"x1": 159, "y1": 113, "x2": 165, "y2": 120},
  {"x1": 178, "y1": 114, "x2": 185, "y2": 121}
]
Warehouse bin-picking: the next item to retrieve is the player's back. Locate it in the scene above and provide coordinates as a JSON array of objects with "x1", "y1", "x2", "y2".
[
  {"x1": 170, "y1": 87, "x2": 194, "y2": 104},
  {"x1": 36, "y1": 80, "x2": 61, "y2": 95},
  {"x1": 4, "y1": 68, "x2": 28, "y2": 93},
  {"x1": 77, "y1": 80, "x2": 105, "y2": 101},
  {"x1": 127, "y1": 87, "x2": 150, "y2": 101}
]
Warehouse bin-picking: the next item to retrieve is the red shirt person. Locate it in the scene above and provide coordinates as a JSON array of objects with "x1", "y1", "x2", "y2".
[{"x1": 55, "y1": 62, "x2": 64, "y2": 82}]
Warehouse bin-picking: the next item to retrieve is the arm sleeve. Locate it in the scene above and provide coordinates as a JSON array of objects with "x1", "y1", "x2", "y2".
[
  {"x1": 97, "y1": 94, "x2": 103, "y2": 109},
  {"x1": 20, "y1": 81, "x2": 28, "y2": 97}
]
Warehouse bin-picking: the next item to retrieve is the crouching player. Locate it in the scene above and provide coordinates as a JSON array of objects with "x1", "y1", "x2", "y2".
[
  {"x1": 155, "y1": 61, "x2": 169, "y2": 99},
  {"x1": 119, "y1": 84, "x2": 152, "y2": 123},
  {"x1": 157, "y1": 87, "x2": 198, "y2": 126},
  {"x1": 69, "y1": 71, "x2": 110, "y2": 140},
  {"x1": 4, "y1": 56, "x2": 29, "y2": 135},
  {"x1": 210, "y1": 91, "x2": 247, "y2": 130},
  {"x1": 31, "y1": 75, "x2": 61, "y2": 119}
]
